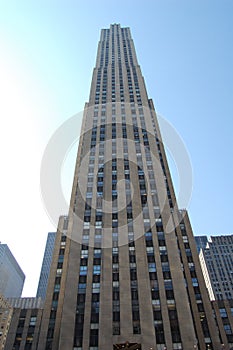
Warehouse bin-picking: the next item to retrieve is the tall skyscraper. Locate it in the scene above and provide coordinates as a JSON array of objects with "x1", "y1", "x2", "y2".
[
  {"x1": 37, "y1": 232, "x2": 57, "y2": 300},
  {"x1": 0, "y1": 244, "x2": 25, "y2": 298},
  {"x1": 198, "y1": 235, "x2": 233, "y2": 301},
  {"x1": 38, "y1": 24, "x2": 222, "y2": 350}
]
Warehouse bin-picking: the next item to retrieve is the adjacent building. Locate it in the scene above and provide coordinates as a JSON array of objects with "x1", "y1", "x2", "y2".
[
  {"x1": 0, "y1": 244, "x2": 25, "y2": 298},
  {"x1": 4, "y1": 297, "x2": 44, "y2": 350},
  {"x1": 36, "y1": 232, "x2": 56, "y2": 300},
  {"x1": 37, "y1": 24, "x2": 222, "y2": 350},
  {"x1": 197, "y1": 235, "x2": 233, "y2": 301},
  {"x1": 0, "y1": 293, "x2": 13, "y2": 350},
  {"x1": 194, "y1": 235, "x2": 233, "y2": 347}
]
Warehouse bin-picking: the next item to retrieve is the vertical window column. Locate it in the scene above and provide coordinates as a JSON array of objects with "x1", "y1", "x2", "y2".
[
  {"x1": 112, "y1": 247, "x2": 120, "y2": 335},
  {"x1": 73, "y1": 245, "x2": 88, "y2": 349}
]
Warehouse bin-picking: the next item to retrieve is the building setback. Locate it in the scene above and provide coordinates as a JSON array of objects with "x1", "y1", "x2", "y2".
[
  {"x1": 0, "y1": 244, "x2": 25, "y2": 298},
  {"x1": 37, "y1": 24, "x2": 222, "y2": 350}
]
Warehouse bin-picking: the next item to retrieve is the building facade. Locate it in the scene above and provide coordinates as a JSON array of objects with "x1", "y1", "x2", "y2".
[
  {"x1": 36, "y1": 232, "x2": 56, "y2": 300},
  {"x1": 37, "y1": 24, "x2": 222, "y2": 350},
  {"x1": 212, "y1": 299, "x2": 233, "y2": 349},
  {"x1": 0, "y1": 244, "x2": 25, "y2": 298}
]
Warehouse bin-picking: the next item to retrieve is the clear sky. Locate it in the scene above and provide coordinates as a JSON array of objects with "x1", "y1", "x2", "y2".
[{"x1": 0, "y1": 0, "x2": 232, "y2": 296}]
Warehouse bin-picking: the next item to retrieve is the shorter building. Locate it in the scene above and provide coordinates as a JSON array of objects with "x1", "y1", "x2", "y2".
[
  {"x1": 0, "y1": 293, "x2": 13, "y2": 350},
  {"x1": 196, "y1": 235, "x2": 233, "y2": 301},
  {"x1": 36, "y1": 232, "x2": 56, "y2": 300},
  {"x1": 0, "y1": 244, "x2": 25, "y2": 298},
  {"x1": 5, "y1": 297, "x2": 44, "y2": 350}
]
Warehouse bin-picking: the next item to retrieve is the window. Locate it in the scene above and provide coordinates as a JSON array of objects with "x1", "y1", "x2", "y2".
[
  {"x1": 219, "y1": 308, "x2": 227, "y2": 318},
  {"x1": 224, "y1": 324, "x2": 232, "y2": 334},
  {"x1": 80, "y1": 266, "x2": 88, "y2": 275},
  {"x1": 148, "y1": 263, "x2": 156, "y2": 272}
]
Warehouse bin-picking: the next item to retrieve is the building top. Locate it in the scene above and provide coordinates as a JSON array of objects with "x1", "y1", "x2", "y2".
[
  {"x1": 0, "y1": 244, "x2": 25, "y2": 279},
  {"x1": 0, "y1": 244, "x2": 25, "y2": 298},
  {"x1": 209, "y1": 234, "x2": 233, "y2": 244},
  {"x1": 7, "y1": 297, "x2": 44, "y2": 309}
]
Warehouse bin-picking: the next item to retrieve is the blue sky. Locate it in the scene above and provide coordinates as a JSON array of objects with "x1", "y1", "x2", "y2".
[{"x1": 0, "y1": 0, "x2": 232, "y2": 296}]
